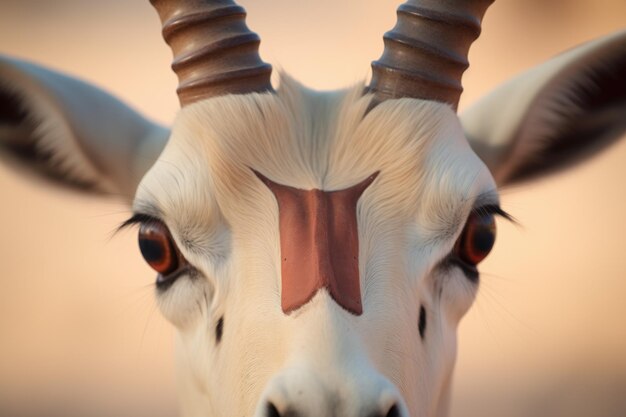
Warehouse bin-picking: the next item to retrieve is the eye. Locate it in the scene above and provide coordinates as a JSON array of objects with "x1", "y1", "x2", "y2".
[
  {"x1": 138, "y1": 221, "x2": 188, "y2": 288},
  {"x1": 453, "y1": 210, "x2": 496, "y2": 267}
]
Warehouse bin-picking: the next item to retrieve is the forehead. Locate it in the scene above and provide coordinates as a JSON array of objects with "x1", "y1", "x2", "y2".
[{"x1": 136, "y1": 77, "x2": 496, "y2": 241}]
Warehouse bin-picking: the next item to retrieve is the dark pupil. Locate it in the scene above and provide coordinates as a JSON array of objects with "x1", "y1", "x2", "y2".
[
  {"x1": 455, "y1": 212, "x2": 497, "y2": 267},
  {"x1": 139, "y1": 237, "x2": 166, "y2": 263},
  {"x1": 138, "y1": 222, "x2": 179, "y2": 275},
  {"x1": 472, "y1": 223, "x2": 495, "y2": 253}
]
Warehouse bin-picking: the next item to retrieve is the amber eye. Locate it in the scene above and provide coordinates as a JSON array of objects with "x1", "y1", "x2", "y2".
[
  {"x1": 453, "y1": 211, "x2": 496, "y2": 266},
  {"x1": 138, "y1": 222, "x2": 180, "y2": 275}
]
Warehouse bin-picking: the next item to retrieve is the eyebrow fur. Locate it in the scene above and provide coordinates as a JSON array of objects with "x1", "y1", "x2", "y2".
[
  {"x1": 472, "y1": 204, "x2": 516, "y2": 224},
  {"x1": 115, "y1": 199, "x2": 515, "y2": 245},
  {"x1": 469, "y1": 189, "x2": 516, "y2": 224},
  {"x1": 115, "y1": 212, "x2": 162, "y2": 234}
]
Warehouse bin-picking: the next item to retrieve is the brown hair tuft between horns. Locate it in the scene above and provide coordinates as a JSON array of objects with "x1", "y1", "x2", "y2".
[
  {"x1": 150, "y1": 0, "x2": 274, "y2": 107},
  {"x1": 369, "y1": 0, "x2": 494, "y2": 111}
]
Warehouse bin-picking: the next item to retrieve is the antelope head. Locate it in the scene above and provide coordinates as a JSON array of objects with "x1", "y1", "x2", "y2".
[{"x1": 0, "y1": 1, "x2": 624, "y2": 417}]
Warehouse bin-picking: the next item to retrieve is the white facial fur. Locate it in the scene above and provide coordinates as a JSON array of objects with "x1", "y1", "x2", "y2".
[{"x1": 134, "y1": 75, "x2": 498, "y2": 417}]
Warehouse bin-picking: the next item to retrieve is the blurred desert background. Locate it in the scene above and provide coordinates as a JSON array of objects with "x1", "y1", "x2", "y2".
[{"x1": 0, "y1": 1, "x2": 625, "y2": 416}]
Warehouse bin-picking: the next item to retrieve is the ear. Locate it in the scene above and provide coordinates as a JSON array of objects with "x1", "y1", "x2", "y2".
[
  {"x1": 0, "y1": 55, "x2": 169, "y2": 200},
  {"x1": 461, "y1": 30, "x2": 626, "y2": 186}
]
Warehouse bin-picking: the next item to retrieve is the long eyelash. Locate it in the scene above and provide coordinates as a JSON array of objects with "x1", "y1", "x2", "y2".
[
  {"x1": 472, "y1": 204, "x2": 518, "y2": 224},
  {"x1": 115, "y1": 213, "x2": 162, "y2": 234}
]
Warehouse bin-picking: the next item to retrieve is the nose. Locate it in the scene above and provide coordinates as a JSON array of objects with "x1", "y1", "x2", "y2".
[
  {"x1": 265, "y1": 402, "x2": 402, "y2": 417},
  {"x1": 255, "y1": 367, "x2": 409, "y2": 417}
]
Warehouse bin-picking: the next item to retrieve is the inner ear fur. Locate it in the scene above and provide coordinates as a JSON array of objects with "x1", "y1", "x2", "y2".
[
  {"x1": 0, "y1": 55, "x2": 169, "y2": 199},
  {"x1": 461, "y1": 30, "x2": 626, "y2": 186}
]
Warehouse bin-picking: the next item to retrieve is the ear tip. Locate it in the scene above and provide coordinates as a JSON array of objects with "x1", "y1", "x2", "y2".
[
  {"x1": 462, "y1": 30, "x2": 626, "y2": 186},
  {"x1": 0, "y1": 55, "x2": 166, "y2": 197}
]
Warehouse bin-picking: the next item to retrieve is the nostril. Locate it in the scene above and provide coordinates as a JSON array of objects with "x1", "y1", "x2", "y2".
[
  {"x1": 385, "y1": 404, "x2": 401, "y2": 417},
  {"x1": 266, "y1": 401, "x2": 284, "y2": 417},
  {"x1": 266, "y1": 401, "x2": 299, "y2": 417},
  {"x1": 368, "y1": 403, "x2": 402, "y2": 417}
]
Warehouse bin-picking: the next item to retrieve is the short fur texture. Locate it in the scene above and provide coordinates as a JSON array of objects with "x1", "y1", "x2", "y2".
[{"x1": 135, "y1": 75, "x2": 496, "y2": 417}]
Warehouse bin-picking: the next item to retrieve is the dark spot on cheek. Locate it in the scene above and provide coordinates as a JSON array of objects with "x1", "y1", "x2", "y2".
[
  {"x1": 418, "y1": 305, "x2": 426, "y2": 339},
  {"x1": 215, "y1": 316, "x2": 224, "y2": 344},
  {"x1": 266, "y1": 402, "x2": 280, "y2": 417},
  {"x1": 386, "y1": 405, "x2": 401, "y2": 417}
]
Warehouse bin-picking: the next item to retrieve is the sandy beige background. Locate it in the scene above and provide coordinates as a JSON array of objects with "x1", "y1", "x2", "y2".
[{"x1": 0, "y1": 1, "x2": 625, "y2": 416}]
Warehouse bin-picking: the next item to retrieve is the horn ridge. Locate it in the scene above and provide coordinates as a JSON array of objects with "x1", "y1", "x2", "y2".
[
  {"x1": 371, "y1": 63, "x2": 461, "y2": 92},
  {"x1": 369, "y1": 0, "x2": 494, "y2": 110},
  {"x1": 160, "y1": 5, "x2": 245, "y2": 41},
  {"x1": 397, "y1": 4, "x2": 482, "y2": 38},
  {"x1": 171, "y1": 33, "x2": 263, "y2": 70},
  {"x1": 176, "y1": 65, "x2": 273, "y2": 103},
  {"x1": 381, "y1": 32, "x2": 469, "y2": 68},
  {"x1": 150, "y1": 0, "x2": 273, "y2": 106}
]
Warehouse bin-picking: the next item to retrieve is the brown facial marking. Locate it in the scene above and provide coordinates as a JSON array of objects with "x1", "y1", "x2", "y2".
[{"x1": 255, "y1": 171, "x2": 379, "y2": 315}]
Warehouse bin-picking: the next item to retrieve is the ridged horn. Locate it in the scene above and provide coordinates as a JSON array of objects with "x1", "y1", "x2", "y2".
[
  {"x1": 369, "y1": 0, "x2": 494, "y2": 110},
  {"x1": 150, "y1": 0, "x2": 273, "y2": 106}
]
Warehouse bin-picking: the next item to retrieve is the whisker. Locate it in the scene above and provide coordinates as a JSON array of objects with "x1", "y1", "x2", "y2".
[
  {"x1": 477, "y1": 277, "x2": 539, "y2": 338},
  {"x1": 471, "y1": 295, "x2": 506, "y2": 352},
  {"x1": 137, "y1": 298, "x2": 161, "y2": 364}
]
